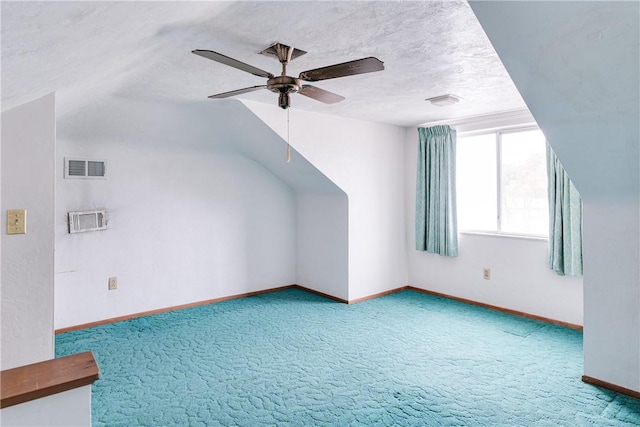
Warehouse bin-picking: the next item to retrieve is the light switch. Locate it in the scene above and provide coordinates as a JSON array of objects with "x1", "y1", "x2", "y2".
[{"x1": 7, "y1": 209, "x2": 27, "y2": 234}]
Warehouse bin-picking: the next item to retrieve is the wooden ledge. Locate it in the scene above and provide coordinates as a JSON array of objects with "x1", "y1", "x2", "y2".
[{"x1": 1, "y1": 351, "x2": 99, "y2": 409}]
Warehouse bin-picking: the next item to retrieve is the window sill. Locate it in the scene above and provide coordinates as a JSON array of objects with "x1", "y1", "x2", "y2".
[{"x1": 459, "y1": 230, "x2": 548, "y2": 242}]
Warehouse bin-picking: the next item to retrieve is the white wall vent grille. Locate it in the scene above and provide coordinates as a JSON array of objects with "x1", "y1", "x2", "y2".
[
  {"x1": 68, "y1": 210, "x2": 107, "y2": 233},
  {"x1": 64, "y1": 157, "x2": 107, "y2": 179}
]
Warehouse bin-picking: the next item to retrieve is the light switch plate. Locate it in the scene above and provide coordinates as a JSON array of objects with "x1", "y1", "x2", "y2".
[{"x1": 7, "y1": 209, "x2": 27, "y2": 234}]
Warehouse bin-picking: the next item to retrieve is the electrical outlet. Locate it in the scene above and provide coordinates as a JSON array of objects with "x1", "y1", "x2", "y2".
[
  {"x1": 483, "y1": 268, "x2": 491, "y2": 280},
  {"x1": 108, "y1": 277, "x2": 118, "y2": 290}
]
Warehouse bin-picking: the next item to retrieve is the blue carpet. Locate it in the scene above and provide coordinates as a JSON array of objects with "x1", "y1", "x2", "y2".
[{"x1": 56, "y1": 288, "x2": 640, "y2": 426}]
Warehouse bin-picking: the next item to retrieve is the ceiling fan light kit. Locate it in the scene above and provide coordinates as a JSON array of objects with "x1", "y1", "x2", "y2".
[{"x1": 193, "y1": 42, "x2": 384, "y2": 109}]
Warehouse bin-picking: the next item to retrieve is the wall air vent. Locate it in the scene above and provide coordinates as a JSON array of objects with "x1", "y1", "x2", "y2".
[
  {"x1": 64, "y1": 157, "x2": 107, "y2": 179},
  {"x1": 68, "y1": 210, "x2": 107, "y2": 234}
]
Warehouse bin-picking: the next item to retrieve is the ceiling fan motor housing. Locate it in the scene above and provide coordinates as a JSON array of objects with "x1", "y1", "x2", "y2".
[
  {"x1": 268, "y1": 76, "x2": 302, "y2": 109},
  {"x1": 267, "y1": 76, "x2": 302, "y2": 94}
]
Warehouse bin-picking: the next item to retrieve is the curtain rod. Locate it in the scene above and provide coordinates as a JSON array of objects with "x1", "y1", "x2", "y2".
[{"x1": 418, "y1": 108, "x2": 536, "y2": 132}]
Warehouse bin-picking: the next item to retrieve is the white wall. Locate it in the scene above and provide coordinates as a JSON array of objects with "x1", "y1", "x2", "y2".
[
  {"x1": 0, "y1": 385, "x2": 91, "y2": 427},
  {"x1": 470, "y1": 0, "x2": 639, "y2": 391},
  {"x1": 403, "y1": 127, "x2": 584, "y2": 325},
  {"x1": 196, "y1": 100, "x2": 350, "y2": 300},
  {"x1": 1, "y1": 93, "x2": 55, "y2": 369},
  {"x1": 582, "y1": 200, "x2": 639, "y2": 388},
  {"x1": 245, "y1": 102, "x2": 408, "y2": 300},
  {"x1": 296, "y1": 194, "x2": 349, "y2": 300},
  {"x1": 55, "y1": 100, "x2": 297, "y2": 328}
]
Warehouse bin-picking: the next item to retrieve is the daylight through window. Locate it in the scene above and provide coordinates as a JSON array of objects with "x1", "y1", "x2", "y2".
[{"x1": 456, "y1": 128, "x2": 548, "y2": 237}]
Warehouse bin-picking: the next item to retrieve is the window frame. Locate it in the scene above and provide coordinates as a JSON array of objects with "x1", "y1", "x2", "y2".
[{"x1": 457, "y1": 125, "x2": 549, "y2": 240}]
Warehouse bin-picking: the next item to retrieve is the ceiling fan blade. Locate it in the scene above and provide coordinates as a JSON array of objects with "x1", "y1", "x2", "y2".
[
  {"x1": 299, "y1": 57, "x2": 384, "y2": 82},
  {"x1": 208, "y1": 85, "x2": 268, "y2": 99},
  {"x1": 193, "y1": 50, "x2": 274, "y2": 79},
  {"x1": 298, "y1": 85, "x2": 345, "y2": 104}
]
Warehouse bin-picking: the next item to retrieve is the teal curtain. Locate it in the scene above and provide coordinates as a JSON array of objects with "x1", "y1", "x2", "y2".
[
  {"x1": 415, "y1": 125, "x2": 458, "y2": 256},
  {"x1": 546, "y1": 144, "x2": 583, "y2": 276}
]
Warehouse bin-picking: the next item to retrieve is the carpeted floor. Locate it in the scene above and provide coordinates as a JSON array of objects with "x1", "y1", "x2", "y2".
[{"x1": 56, "y1": 288, "x2": 640, "y2": 426}]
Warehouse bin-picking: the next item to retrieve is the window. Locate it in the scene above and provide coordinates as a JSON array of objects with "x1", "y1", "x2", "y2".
[{"x1": 456, "y1": 128, "x2": 548, "y2": 237}]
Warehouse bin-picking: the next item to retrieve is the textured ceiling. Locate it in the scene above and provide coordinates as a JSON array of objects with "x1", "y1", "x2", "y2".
[{"x1": 1, "y1": 1, "x2": 527, "y2": 126}]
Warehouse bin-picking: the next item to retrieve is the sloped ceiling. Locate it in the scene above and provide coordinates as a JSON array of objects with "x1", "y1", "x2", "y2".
[
  {"x1": 470, "y1": 0, "x2": 639, "y2": 200},
  {"x1": 1, "y1": 1, "x2": 526, "y2": 126}
]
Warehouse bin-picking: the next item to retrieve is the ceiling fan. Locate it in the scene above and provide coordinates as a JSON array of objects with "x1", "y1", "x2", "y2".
[{"x1": 192, "y1": 42, "x2": 384, "y2": 109}]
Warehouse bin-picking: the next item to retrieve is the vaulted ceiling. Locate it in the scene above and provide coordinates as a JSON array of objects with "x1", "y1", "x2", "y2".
[{"x1": 1, "y1": 1, "x2": 527, "y2": 126}]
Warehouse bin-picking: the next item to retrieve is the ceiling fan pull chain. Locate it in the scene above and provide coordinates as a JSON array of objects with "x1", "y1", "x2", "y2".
[{"x1": 286, "y1": 108, "x2": 291, "y2": 163}]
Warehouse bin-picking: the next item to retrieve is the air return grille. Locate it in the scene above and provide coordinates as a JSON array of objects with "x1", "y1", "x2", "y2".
[
  {"x1": 68, "y1": 210, "x2": 107, "y2": 234},
  {"x1": 64, "y1": 157, "x2": 107, "y2": 179}
]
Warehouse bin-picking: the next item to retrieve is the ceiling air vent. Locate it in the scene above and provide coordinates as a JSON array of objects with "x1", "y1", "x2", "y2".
[
  {"x1": 68, "y1": 210, "x2": 107, "y2": 234},
  {"x1": 64, "y1": 157, "x2": 107, "y2": 179}
]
